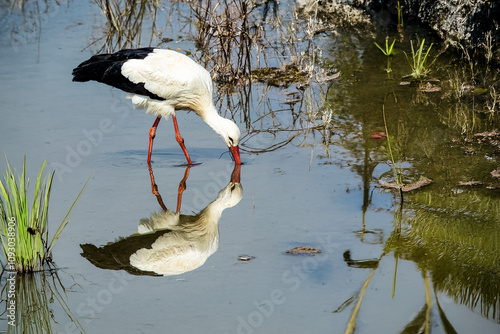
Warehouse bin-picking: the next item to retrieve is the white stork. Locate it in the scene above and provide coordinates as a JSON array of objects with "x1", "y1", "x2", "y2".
[{"x1": 72, "y1": 48, "x2": 241, "y2": 165}]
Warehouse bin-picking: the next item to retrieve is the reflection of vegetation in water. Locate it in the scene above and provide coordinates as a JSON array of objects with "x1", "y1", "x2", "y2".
[
  {"x1": 0, "y1": 0, "x2": 63, "y2": 51},
  {"x1": 399, "y1": 271, "x2": 434, "y2": 334},
  {"x1": 338, "y1": 262, "x2": 439, "y2": 334},
  {"x1": 339, "y1": 101, "x2": 498, "y2": 328},
  {"x1": 91, "y1": 0, "x2": 161, "y2": 53},
  {"x1": 186, "y1": 0, "x2": 254, "y2": 82},
  {"x1": 338, "y1": 190, "x2": 499, "y2": 332},
  {"x1": 401, "y1": 190, "x2": 500, "y2": 321},
  {"x1": 440, "y1": 44, "x2": 499, "y2": 135},
  {"x1": 343, "y1": 266, "x2": 378, "y2": 334},
  {"x1": 1, "y1": 272, "x2": 85, "y2": 333}
]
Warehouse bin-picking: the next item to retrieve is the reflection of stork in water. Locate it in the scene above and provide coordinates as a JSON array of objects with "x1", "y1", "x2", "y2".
[{"x1": 80, "y1": 165, "x2": 242, "y2": 276}]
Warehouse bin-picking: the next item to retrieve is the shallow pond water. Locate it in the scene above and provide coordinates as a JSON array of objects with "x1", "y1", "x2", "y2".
[{"x1": 1, "y1": 0, "x2": 499, "y2": 333}]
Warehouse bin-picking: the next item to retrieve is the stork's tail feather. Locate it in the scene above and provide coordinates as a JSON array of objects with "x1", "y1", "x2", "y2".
[{"x1": 72, "y1": 59, "x2": 114, "y2": 82}]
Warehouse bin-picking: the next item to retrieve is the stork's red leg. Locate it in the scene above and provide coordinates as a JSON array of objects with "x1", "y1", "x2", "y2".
[
  {"x1": 148, "y1": 117, "x2": 162, "y2": 164},
  {"x1": 172, "y1": 115, "x2": 193, "y2": 165},
  {"x1": 176, "y1": 166, "x2": 191, "y2": 213}
]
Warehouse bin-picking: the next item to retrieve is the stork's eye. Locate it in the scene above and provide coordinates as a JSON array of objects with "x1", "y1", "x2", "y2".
[{"x1": 228, "y1": 137, "x2": 234, "y2": 145}]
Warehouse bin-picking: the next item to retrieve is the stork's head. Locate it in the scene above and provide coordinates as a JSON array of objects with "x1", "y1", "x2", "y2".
[
  {"x1": 204, "y1": 109, "x2": 242, "y2": 164},
  {"x1": 219, "y1": 118, "x2": 242, "y2": 165}
]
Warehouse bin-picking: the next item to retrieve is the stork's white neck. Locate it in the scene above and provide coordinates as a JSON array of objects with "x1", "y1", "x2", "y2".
[{"x1": 201, "y1": 105, "x2": 227, "y2": 137}]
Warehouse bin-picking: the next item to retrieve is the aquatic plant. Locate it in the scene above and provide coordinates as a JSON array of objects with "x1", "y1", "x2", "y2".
[
  {"x1": 0, "y1": 157, "x2": 89, "y2": 273},
  {"x1": 404, "y1": 39, "x2": 434, "y2": 79},
  {"x1": 374, "y1": 38, "x2": 396, "y2": 57},
  {"x1": 374, "y1": 37, "x2": 396, "y2": 73},
  {"x1": 397, "y1": 1, "x2": 403, "y2": 30}
]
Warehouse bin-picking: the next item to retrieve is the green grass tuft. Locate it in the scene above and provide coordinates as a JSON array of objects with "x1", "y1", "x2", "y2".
[
  {"x1": 375, "y1": 38, "x2": 397, "y2": 73},
  {"x1": 374, "y1": 38, "x2": 396, "y2": 57},
  {"x1": 404, "y1": 39, "x2": 434, "y2": 79},
  {"x1": 0, "y1": 157, "x2": 90, "y2": 273}
]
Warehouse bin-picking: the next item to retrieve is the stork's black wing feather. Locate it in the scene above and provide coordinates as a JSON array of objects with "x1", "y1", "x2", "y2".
[{"x1": 72, "y1": 48, "x2": 165, "y2": 100}]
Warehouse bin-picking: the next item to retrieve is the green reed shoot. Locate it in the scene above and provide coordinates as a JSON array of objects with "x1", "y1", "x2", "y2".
[
  {"x1": 374, "y1": 38, "x2": 396, "y2": 56},
  {"x1": 0, "y1": 157, "x2": 89, "y2": 273},
  {"x1": 382, "y1": 106, "x2": 403, "y2": 185},
  {"x1": 397, "y1": 1, "x2": 403, "y2": 28},
  {"x1": 404, "y1": 39, "x2": 434, "y2": 79},
  {"x1": 375, "y1": 38, "x2": 396, "y2": 73}
]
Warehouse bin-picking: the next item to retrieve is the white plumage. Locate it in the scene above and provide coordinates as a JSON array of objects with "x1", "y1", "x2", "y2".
[
  {"x1": 72, "y1": 48, "x2": 242, "y2": 165},
  {"x1": 122, "y1": 50, "x2": 212, "y2": 116}
]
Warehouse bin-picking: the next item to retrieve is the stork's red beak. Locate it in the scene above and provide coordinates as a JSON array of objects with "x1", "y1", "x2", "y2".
[{"x1": 230, "y1": 145, "x2": 241, "y2": 165}]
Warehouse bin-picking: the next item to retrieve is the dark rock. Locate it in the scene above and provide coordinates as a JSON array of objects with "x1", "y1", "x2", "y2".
[
  {"x1": 301, "y1": 0, "x2": 500, "y2": 62},
  {"x1": 399, "y1": 0, "x2": 499, "y2": 50}
]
